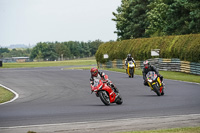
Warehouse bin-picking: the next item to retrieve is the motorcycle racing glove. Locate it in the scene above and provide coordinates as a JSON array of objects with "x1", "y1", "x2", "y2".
[{"x1": 90, "y1": 78, "x2": 94, "y2": 85}]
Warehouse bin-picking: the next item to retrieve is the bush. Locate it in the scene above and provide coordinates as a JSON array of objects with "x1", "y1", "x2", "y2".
[{"x1": 95, "y1": 34, "x2": 200, "y2": 63}]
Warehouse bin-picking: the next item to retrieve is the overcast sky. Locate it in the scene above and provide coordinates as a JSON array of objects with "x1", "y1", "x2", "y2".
[{"x1": 0, "y1": 0, "x2": 121, "y2": 47}]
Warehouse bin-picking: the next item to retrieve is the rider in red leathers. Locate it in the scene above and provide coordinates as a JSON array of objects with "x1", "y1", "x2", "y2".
[{"x1": 90, "y1": 67, "x2": 119, "y2": 93}]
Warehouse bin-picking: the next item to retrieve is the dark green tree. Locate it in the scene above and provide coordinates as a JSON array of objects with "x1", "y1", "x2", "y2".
[
  {"x1": 44, "y1": 43, "x2": 58, "y2": 61},
  {"x1": 30, "y1": 42, "x2": 48, "y2": 60},
  {"x1": 0, "y1": 47, "x2": 9, "y2": 58},
  {"x1": 162, "y1": 0, "x2": 200, "y2": 35},
  {"x1": 0, "y1": 47, "x2": 9, "y2": 54},
  {"x1": 188, "y1": 0, "x2": 200, "y2": 33},
  {"x1": 146, "y1": 0, "x2": 169, "y2": 36},
  {"x1": 55, "y1": 43, "x2": 71, "y2": 60},
  {"x1": 112, "y1": 0, "x2": 150, "y2": 40},
  {"x1": 30, "y1": 40, "x2": 103, "y2": 61},
  {"x1": 112, "y1": 0, "x2": 200, "y2": 39},
  {"x1": 89, "y1": 39, "x2": 103, "y2": 56},
  {"x1": 164, "y1": 0, "x2": 191, "y2": 35},
  {"x1": 80, "y1": 42, "x2": 91, "y2": 57}
]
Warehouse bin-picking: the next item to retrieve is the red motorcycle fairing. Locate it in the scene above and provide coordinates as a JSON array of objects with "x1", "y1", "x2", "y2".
[
  {"x1": 91, "y1": 77, "x2": 117, "y2": 103},
  {"x1": 101, "y1": 83, "x2": 117, "y2": 103}
]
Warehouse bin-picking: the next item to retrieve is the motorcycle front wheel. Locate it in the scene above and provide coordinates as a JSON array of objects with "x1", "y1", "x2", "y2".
[
  {"x1": 152, "y1": 84, "x2": 161, "y2": 96},
  {"x1": 132, "y1": 69, "x2": 134, "y2": 78},
  {"x1": 99, "y1": 91, "x2": 110, "y2": 106},
  {"x1": 129, "y1": 68, "x2": 134, "y2": 78},
  {"x1": 116, "y1": 95, "x2": 123, "y2": 105}
]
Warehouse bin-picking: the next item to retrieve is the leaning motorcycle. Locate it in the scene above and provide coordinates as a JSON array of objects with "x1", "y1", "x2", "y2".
[
  {"x1": 127, "y1": 61, "x2": 135, "y2": 78},
  {"x1": 146, "y1": 71, "x2": 164, "y2": 96},
  {"x1": 91, "y1": 75, "x2": 123, "y2": 106}
]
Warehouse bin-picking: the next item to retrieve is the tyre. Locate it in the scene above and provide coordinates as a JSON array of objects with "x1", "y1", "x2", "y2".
[
  {"x1": 130, "y1": 69, "x2": 133, "y2": 78},
  {"x1": 161, "y1": 83, "x2": 165, "y2": 96},
  {"x1": 116, "y1": 95, "x2": 123, "y2": 105},
  {"x1": 132, "y1": 69, "x2": 134, "y2": 78},
  {"x1": 152, "y1": 84, "x2": 161, "y2": 96},
  {"x1": 161, "y1": 89, "x2": 164, "y2": 95},
  {"x1": 99, "y1": 91, "x2": 110, "y2": 105}
]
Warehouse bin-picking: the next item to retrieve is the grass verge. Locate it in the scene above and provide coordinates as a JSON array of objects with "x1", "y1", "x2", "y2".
[
  {"x1": 121, "y1": 126, "x2": 200, "y2": 133},
  {"x1": 0, "y1": 86, "x2": 15, "y2": 104},
  {"x1": 25, "y1": 127, "x2": 200, "y2": 133},
  {"x1": 103, "y1": 68, "x2": 200, "y2": 83},
  {"x1": 1, "y1": 59, "x2": 96, "y2": 68},
  {"x1": 63, "y1": 66, "x2": 96, "y2": 70},
  {"x1": 67, "y1": 67, "x2": 200, "y2": 84}
]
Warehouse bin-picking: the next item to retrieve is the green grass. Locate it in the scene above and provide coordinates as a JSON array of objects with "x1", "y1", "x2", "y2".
[
  {"x1": 1, "y1": 59, "x2": 97, "y2": 68},
  {"x1": 100, "y1": 68, "x2": 200, "y2": 83},
  {"x1": 27, "y1": 131, "x2": 37, "y2": 133},
  {"x1": 25, "y1": 127, "x2": 200, "y2": 133},
  {"x1": 63, "y1": 66, "x2": 200, "y2": 83},
  {"x1": 121, "y1": 126, "x2": 200, "y2": 133},
  {"x1": 63, "y1": 66, "x2": 97, "y2": 70},
  {"x1": 0, "y1": 86, "x2": 15, "y2": 103},
  {"x1": 159, "y1": 71, "x2": 200, "y2": 83}
]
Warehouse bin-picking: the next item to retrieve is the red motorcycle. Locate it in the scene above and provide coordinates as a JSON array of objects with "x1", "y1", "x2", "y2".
[{"x1": 91, "y1": 75, "x2": 123, "y2": 106}]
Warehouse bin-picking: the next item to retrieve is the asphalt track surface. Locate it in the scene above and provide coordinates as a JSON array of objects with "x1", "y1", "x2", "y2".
[{"x1": 0, "y1": 66, "x2": 200, "y2": 132}]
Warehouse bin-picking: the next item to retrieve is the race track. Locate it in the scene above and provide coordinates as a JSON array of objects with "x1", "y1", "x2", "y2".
[{"x1": 0, "y1": 66, "x2": 200, "y2": 132}]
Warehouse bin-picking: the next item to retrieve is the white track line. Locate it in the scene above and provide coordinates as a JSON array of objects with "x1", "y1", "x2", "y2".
[
  {"x1": 0, "y1": 84, "x2": 19, "y2": 105},
  {"x1": 0, "y1": 114, "x2": 200, "y2": 133}
]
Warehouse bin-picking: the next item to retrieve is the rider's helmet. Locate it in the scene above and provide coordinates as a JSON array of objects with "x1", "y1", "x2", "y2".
[
  {"x1": 90, "y1": 67, "x2": 98, "y2": 77},
  {"x1": 143, "y1": 60, "x2": 149, "y2": 69},
  {"x1": 127, "y1": 54, "x2": 131, "y2": 59}
]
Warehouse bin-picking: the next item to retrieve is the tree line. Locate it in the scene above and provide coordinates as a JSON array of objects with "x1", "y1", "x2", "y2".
[
  {"x1": 0, "y1": 48, "x2": 31, "y2": 59},
  {"x1": 0, "y1": 40, "x2": 103, "y2": 61},
  {"x1": 112, "y1": 0, "x2": 200, "y2": 40}
]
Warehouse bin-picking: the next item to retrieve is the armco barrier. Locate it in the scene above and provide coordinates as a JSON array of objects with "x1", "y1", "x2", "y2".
[
  {"x1": 190, "y1": 62, "x2": 200, "y2": 75},
  {"x1": 181, "y1": 61, "x2": 190, "y2": 73},
  {"x1": 98, "y1": 58, "x2": 200, "y2": 75}
]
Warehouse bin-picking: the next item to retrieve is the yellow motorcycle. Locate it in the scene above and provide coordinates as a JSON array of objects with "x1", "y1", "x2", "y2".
[
  {"x1": 127, "y1": 61, "x2": 135, "y2": 78},
  {"x1": 146, "y1": 71, "x2": 164, "y2": 96}
]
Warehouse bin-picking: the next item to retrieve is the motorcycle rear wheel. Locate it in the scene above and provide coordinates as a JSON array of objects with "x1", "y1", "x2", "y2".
[{"x1": 99, "y1": 91, "x2": 110, "y2": 106}]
